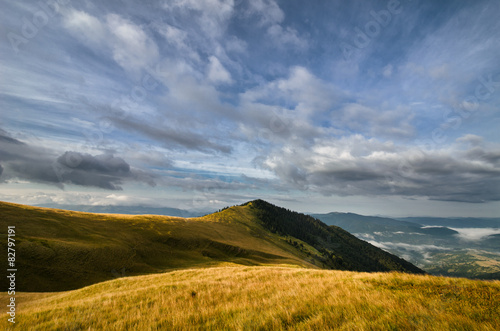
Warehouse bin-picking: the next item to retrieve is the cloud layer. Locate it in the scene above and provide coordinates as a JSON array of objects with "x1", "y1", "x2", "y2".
[
  {"x1": 0, "y1": 131, "x2": 155, "y2": 190},
  {"x1": 1, "y1": 0, "x2": 499, "y2": 215}
]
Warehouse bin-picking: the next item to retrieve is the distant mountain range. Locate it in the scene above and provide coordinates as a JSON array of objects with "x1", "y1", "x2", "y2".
[
  {"x1": 311, "y1": 212, "x2": 500, "y2": 279},
  {"x1": 35, "y1": 203, "x2": 206, "y2": 218}
]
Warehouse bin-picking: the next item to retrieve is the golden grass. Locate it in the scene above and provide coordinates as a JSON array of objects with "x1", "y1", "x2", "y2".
[
  {"x1": 2, "y1": 266, "x2": 498, "y2": 330},
  {"x1": 0, "y1": 201, "x2": 317, "y2": 291}
]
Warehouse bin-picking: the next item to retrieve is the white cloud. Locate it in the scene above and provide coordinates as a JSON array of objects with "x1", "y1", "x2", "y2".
[
  {"x1": 450, "y1": 228, "x2": 500, "y2": 241},
  {"x1": 207, "y1": 56, "x2": 232, "y2": 84},
  {"x1": 267, "y1": 24, "x2": 307, "y2": 49},
  {"x1": 225, "y1": 36, "x2": 247, "y2": 53},
  {"x1": 366, "y1": 241, "x2": 451, "y2": 253},
  {"x1": 243, "y1": 0, "x2": 306, "y2": 49},
  {"x1": 240, "y1": 66, "x2": 340, "y2": 126},
  {"x1": 63, "y1": 10, "x2": 159, "y2": 74},
  {"x1": 340, "y1": 103, "x2": 415, "y2": 138},
  {"x1": 106, "y1": 14, "x2": 159, "y2": 73},
  {"x1": 63, "y1": 9, "x2": 106, "y2": 47},
  {"x1": 457, "y1": 134, "x2": 483, "y2": 146},
  {"x1": 163, "y1": 0, "x2": 235, "y2": 39},
  {"x1": 277, "y1": 66, "x2": 337, "y2": 116},
  {"x1": 246, "y1": 0, "x2": 284, "y2": 26}
]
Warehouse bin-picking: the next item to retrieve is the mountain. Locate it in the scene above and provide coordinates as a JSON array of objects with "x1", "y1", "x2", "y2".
[
  {"x1": 0, "y1": 200, "x2": 423, "y2": 292},
  {"x1": 34, "y1": 203, "x2": 205, "y2": 218},
  {"x1": 310, "y1": 212, "x2": 423, "y2": 233},
  {"x1": 313, "y1": 212, "x2": 500, "y2": 279},
  {"x1": 248, "y1": 200, "x2": 423, "y2": 274},
  {"x1": 310, "y1": 212, "x2": 459, "y2": 237}
]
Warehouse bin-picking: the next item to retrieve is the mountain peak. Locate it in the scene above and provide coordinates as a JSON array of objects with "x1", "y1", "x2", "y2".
[{"x1": 242, "y1": 199, "x2": 425, "y2": 274}]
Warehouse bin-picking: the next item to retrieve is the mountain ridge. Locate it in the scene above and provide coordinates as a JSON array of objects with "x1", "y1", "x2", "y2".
[{"x1": 0, "y1": 199, "x2": 423, "y2": 292}]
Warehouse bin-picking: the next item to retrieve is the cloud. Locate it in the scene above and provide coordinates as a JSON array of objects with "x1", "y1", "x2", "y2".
[
  {"x1": 259, "y1": 134, "x2": 500, "y2": 203},
  {"x1": 449, "y1": 228, "x2": 500, "y2": 241},
  {"x1": 63, "y1": 10, "x2": 159, "y2": 74},
  {"x1": 237, "y1": 66, "x2": 341, "y2": 145},
  {"x1": 382, "y1": 64, "x2": 393, "y2": 78},
  {"x1": 365, "y1": 240, "x2": 452, "y2": 263},
  {"x1": 162, "y1": 0, "x2": 235, "y2": 40},
  {"x1": 0, "y1": 130, "x2": 155, "y2": 190},
  {"x1": 367, "y1": 241, "x2": 451, "y2": 253},
  {"x1": 207, "y1": 56, "x2": 232, "y2": 84},
  {"x1": 266, "y1": 24, "x2": 307, "y2": 49},
  {"x1": 244, "y1": 0, "x2": 306, "y2": 49},
  {"x1": 62, "y1": 9, "x2": 106, "y2": 47},
  {"x1": 106, "y1": 14, "x2": 159, "y2": 73},
  {"x1": 2, "y1": 0, "x2": 500, "y2": 216},
  {"x1": 457, "y1": 134, "x2": 483, "y2": 146},
  {"x1": 397, "y1": 1, "x2": 500, "y2": 109},
  {"x1": 339, "y1": 103, "x2": 415, "y2": 138},
  {"x1": 106, "y1": 113, "x2": 232, "y2": 154},
  {"x1": 225, "y1": 36, "x2": 247, "y2": 53},
  {"x1": 246, "y1": 0, "x2": 284, "y2": 26}
]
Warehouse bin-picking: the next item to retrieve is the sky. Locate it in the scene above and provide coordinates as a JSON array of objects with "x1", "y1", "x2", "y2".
[{"x1": 0, "y1": 0, "x2": 499, "y2": 217}]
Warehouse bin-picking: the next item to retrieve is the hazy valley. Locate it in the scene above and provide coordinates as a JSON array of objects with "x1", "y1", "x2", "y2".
[{"x1": 312, "y1": 212, "x2": 500, "y2": 280}]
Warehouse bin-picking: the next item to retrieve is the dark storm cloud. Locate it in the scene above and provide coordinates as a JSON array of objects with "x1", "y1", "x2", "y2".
[
  {"x1": 0, "y1": 130, "x2": 155, "y2": 190},
  {"x1": 57, "y1": 152, "x2": 130, "y2": 174}
]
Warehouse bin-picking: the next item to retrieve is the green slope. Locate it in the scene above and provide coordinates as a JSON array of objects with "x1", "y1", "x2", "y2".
[
  {"x1": 0, "y1": 201, "x2": 314, "y2": 291},
  {"x1": 0, "y1": 200, "x2": 423, "y2": 292},
  {"x1": 248, "y1": 200, "x2": 425, "y2": 274}
]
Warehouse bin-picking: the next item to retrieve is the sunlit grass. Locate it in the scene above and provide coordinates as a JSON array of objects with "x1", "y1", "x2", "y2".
[
  {"x1": 0, "y1": 201, "x2": 316, "y2": 291},
  {"x1": 2, "y1": 266, "x2": 498, "y2": 330}
]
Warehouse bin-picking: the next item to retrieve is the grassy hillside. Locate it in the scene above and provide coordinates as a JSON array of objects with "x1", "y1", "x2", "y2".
[
  {"x1": 1, "y1": 266, "x2": 498, "y2": 330},
  {"x1": 0, "y1": 200, "x2": 422, "y2": 292},
  {"x1": 0, "y1": 201, "x2": 315, "y2": 291}
]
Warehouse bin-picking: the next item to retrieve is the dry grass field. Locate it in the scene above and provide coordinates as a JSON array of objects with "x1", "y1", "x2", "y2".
[{"x1": 1, "y1": 266, "x2": 499, "y2": 330}]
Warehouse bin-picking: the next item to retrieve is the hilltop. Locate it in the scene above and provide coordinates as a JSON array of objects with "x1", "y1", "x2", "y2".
[{"x1": 0, "y1": 200, "x2": 422, "y2": 291}]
